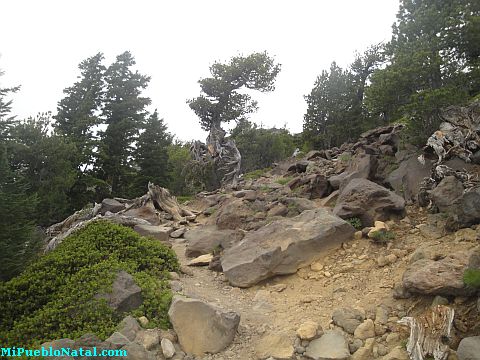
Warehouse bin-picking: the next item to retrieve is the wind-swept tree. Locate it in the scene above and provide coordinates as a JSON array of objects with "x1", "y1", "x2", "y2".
[{"x1": 188, "y1": 52, "x2": 280, "y2": 187}]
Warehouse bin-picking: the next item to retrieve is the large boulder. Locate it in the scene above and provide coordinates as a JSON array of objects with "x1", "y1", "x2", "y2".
[
  {"x1": 168, "y1": 296, "x2": 240, "y2": 356},
  {"x1": 445, "y1": 186, "x2": 480, "y2": 230},
  {"x1": 386, "y1": 155, "x2": 433, "y2": 202},
  {"x1": 123, "y1": 203, "x2": 161, "y2": 225},
  {"x1": 133, "y1": 225, "x2": 173, "y2": 242},
  {"x1": 100, "y1": 198, "x2": 125, "y2": 215},
  {"x1": 213, "y1": 198, "x2": 254, "y2": 230},
  {"x1": 184, "y1": 225, "x2": 244, "y2": 258},
  {"x1": 430, "y1": 176, "x2": 464, "y2": 212},
  {"x1": 221, "y1": 208, "x2": 355, "y2": 287},
  {"x1": 97, "y1": 271, "x2": 142, "y2": 313},
  {"x1": 403, "y1": 250, "x2": 476, "y2": 296},
  {"x1": 329, "y1": 153, "x2": 377, "y2": 190},
  {"x1": 333, "y1": 178, "x2": 405, "y2": 226}
]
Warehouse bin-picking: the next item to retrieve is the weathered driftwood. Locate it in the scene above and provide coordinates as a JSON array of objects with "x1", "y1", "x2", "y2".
[
  {"x1": 147, "y1": 182, "x2": 196, "y2": 222},
  {"x1": 45, "y1": 183, "x2": 196, "y2": 252},
  {"x1": 398, "y1": 305, "x2": 454, "y2": 360}
]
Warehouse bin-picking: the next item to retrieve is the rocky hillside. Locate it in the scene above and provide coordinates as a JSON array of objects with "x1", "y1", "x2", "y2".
[{"x1": 31, "y1": 102, "x2": 480, "y2": 359}]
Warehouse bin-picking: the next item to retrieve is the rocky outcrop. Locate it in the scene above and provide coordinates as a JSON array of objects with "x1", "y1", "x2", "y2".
[
  {"x1": 221, "y1": 208, "x2": 355, "y2": 287},
  {"x1": 184, "y1": 225, "x2": 244, "y2": 258},
  {"x1": 403, "y1": 250, "x2": 476, "y2": 296},
  {"x1": 96, "y1": 271, "x2": 142, "y2": 313},
  {"x1": 333, "y1": 178, "x2": 405, "y2": 226},
  {"x1": 168, "y1": 296, "x2": 240, "y2": 356}
]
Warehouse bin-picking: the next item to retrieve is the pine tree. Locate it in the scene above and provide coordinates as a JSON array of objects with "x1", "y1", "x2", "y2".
[
  {"x1": 131, "y1": 110, "x2": 172, "y2": 196},
  {"x1": 97, "y1": 51, "x2": 151, "y2": 197}
]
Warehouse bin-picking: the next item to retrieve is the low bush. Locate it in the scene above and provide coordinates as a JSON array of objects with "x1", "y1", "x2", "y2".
[
  {"x1": 464, "y1": 269, "x2": 480, "y2": 289},
  {"x1": 0, "y1": 220, "x2": 179, "y2": 347}
]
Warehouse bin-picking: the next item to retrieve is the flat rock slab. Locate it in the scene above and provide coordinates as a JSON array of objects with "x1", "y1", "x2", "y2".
[
  {"x1": 221, "y1": 208, "x2": 354, "y2": 287},
  {"x1": 168, "y1": 296, "x2": 240, "y2": 357},
  {"x1": 133, "y1": 225, "x2": 173, "y2": 242},
  {"x1": 255, "y1": 332, "x2": 294, "y2": 359},
  {"x1": 305, "y1": 330, "x2": 350, "y2": 360},
  {"x1": 184, "y1": 225, "x2": 244, "y2": 258},
  {"x1": 187, "y1": 253, "x2": 214, "y2": 266},
  {"x1": 403, "y1": 250, "x2": 474, "y2": 296}
]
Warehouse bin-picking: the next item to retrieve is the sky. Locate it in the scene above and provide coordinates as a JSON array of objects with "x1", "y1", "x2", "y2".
[{"x1": 0, "y1": 0, "x2": 400, "y2": 142}]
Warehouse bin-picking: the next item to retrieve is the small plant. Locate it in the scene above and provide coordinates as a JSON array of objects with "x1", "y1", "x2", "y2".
[
  {"x1": 339, "y1": 153, "x2": 352, "y2": 162},
  {"x1": 244, "y1": 168, "x2": 271, "y2": 180},
  {"x1": 370, "y1": 230, "x2": 396, "y2": 243},
  {"x1": 346, "y1": 217, "x2": 362, "y2": 230},
  {"x1": 275, "y1": 176, "x2": 293, "y2": 186},
  {"x1": 176, "y1": 195, "x2": 193, "y2": 203},
  {"x1": 463, "y1": 269, "x2": 480, "y2": 288}
]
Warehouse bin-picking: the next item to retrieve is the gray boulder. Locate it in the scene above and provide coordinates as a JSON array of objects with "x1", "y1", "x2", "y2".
[
  {"x1": 329, "y1": 153, "x2": 377, "y2": 190},
  {"x1": 332, "y1": 307, "x2": 365, "y2": 334},
  {"x1": 457, "y1": 336, "x2": 480, "y2": 360},
  {"x1": 100, "y1": 198, "x2": 125, "y2": 215},
  {"x1": 445, "y1": 186, "x2": 480, "y2": 230},
  {"x1": 98, "y1": 272, "x2": 142, "y2": 313},
  {"x1": 184, "y1": 225, "x2": 244, "y2": 258},
  {"x1": 305, "y1": 331, "x2": 350, "y2": 360},
  {"x1": 333, "y1": 178, "x2": 405, "y2": 226},
  {"x1": 403, "y1": 250, "x2": 475, "y2": 296},
  {"x1": 133, "y1": 225, "x2": 173, "y2": 242},
  {"x1": 221, "y1": 208, "x2": 355, "y2": 287},
  {"x1": 430, "y1": 176, "x2": 464, "y2": 212},
  {"x1": 168, "y1": 296, "x2": 240, "y2": 357}
]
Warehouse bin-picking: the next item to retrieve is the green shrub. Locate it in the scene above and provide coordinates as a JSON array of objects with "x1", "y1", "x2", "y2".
[
  {"x1": 346, "y1": 217, "x2": 362, "y2": 230},
  {"x1": 370, "y1": 230, "x2": 395, "y2": 243},
  {"x1": 244, "y1": 168, "x2": 270, "y2": 180},
  {"x1": 464, "y1": 269, "x2": 480, "y2": 288},
  {"x1": 0, "y1": 220, "x2": 179, "y2": 347},
  {"x1": 275, "y1": 176, "x2": 293, "y2": 186}
]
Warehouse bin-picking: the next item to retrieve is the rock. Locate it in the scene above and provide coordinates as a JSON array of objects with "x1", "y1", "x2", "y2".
[
  {"x1": 133, "y1": 225, "x2": 173, "y2": 242},
  {"x1": 121, "y1": 342, "x2": 155, "y2": 360},
  {"x1": 386, "y1": 333, "x2": 400, "y2": 347},
  {"x1": 333, "y1": 178, "x2": 405, "y2": 227},
  {"x1": 306, "y1": 150, "x2": 325, "y2": 160},
  {"x1": 281, "y1": 197, "x2": 318, "y2": 212},
  {"x1": 106, "y1": 332, "x2": 131, "y2": 348},
  {"x1": 320, "y1": 190, "x2": 340, "y2": 207},
  {"x1": 288, "y1": 160, "x2": 310, "y2": 173},
  {"x1": 271, "y1": 283, "x2": 287, "y2": 292},
  {"x1": 375, "y1": 306, "x2": 389, "y2": 325},
  {"x1": 168, "y1": 296, "x2": 240, "y2": 356},
  {"x1": 367, "y1": 221, "x2": 389, "y2": 238},
  {"x1": 221, "y1": 208, "x2": 355, "y2": 287},
  {"x1": 161, "y1": 338, "x2": 176, "y2": 359},
  {"x1": 332, "y1": 307, "x2": 365, "y2": 334},
  {"x1": 97, "y1": 271, "x2": 142, "y2": 313},
  {"x1": 169, "y1": 280, "x2": 183, "y2": 292},
  {"x1": 352, "y1": 338, "x2": 375, "y2": 360},
  {"x1": 403, "y1": 250, "x2": 475, "y2": 296},
  {"x1": 386, "y1": 154, "x2": 433, "y2": 202},
  {"x1": 214, "y1": 199, "x2": 254, "y2": 230},
  {"x1": 187, "y1": 253, "x2": 214, "y2": 266},
  {"x1": 100, "y1": 198, "x2": 125, "y2": 215},
  {"x1": 354, "y1": 319, "x2": 375, "y2": 340},
  {"x1": 138, "y1": 316, "x2": 149, "y2": 327},
  {"x1": 123, "y1": 203, "x2": 161, "y2": 225},
  {"x1": 311, "y1": 261, "x2": 324, "y2": 272},
  {"x1": 445, "y1": 187, "x2": 480, "y2": 230},
  {"x1": 255, "y1": 332, "x2": 294, "y2": 360},
  {"x1": 305, "y1": 330, "x2": 350, "y2": 360},
  {"x1": 140, "y1": 329, "x2": 160, "y2": 350},
  {"x1": 267, "y1": 203, "x2": 288, "y2": 217},
  {"x1": 184, "y1": 226, "x2": 244, "y2": 258},
  {"x1": 349, "y1": 339, "x2": 364, "y2": 354},
  {"x1": 354, "y1": 231, "x2": 363, "y2": 240},
  {"x1": 329, "y1": 153, "x2": 377, "y2": 190},
  {"x1": 457, "y1": 336, "x2": 480, "y2": 360},
  {"x1": 393, "y1": 284, "x2": 412, "y2": 299},
  {"x1": 296, "y1": 320, "x2": 320, "y2": 340},
  {"x1": 380, "y1": 346, "x2": 409, "y2": 360},
  {"x1": 170, "y1": 228, "x2": 186, "y2": 238},
  {"x1": 289, "y1": 174, "x2": 331, "y2": 199},
  {"x1": 431, "y1": 176, "x2": 465, "y2": 212},
  {"x1": 432, "y1": 296, "x2": 449, "y2": 307},
  {"x1": 455, "y1": 228, "x2": 478, "y2": 242},
  {"x1": 118, "y1": 316, "x2": 142, "y2": 341}
]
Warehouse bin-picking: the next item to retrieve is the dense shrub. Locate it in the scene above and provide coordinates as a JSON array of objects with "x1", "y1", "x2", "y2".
[{"x1": 0, "y1": 220, "x2": 179, "y2": 347}]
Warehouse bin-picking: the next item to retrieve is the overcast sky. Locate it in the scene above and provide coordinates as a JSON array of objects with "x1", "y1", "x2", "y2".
[{"x1": 0, "y1": 0, "x2": 399, "y2": 141}]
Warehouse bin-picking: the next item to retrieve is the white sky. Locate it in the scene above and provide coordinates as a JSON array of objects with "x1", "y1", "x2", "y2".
[{"x1": 0, "y1": 0, "x2": 399, "y2": 142}]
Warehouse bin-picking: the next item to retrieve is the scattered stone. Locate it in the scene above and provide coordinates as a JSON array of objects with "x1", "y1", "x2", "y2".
[
  {"x1": 375, "y1": 306, "x2": 389, "y2": 325},
  {"x1": 255, "y1": 332, "x2": 294, "y2": 360},
  {"x1": 380, "y1": 346, "x2": 409, "y2": 360},
  {"x1": 305, "y1": 330, "x2": 350, "y2": 360},
  {"x1": 187, "y1": 253, "x2": 214, "y2": 266},
  {"x1": 106, "y1": 332, "x2": 131, "y2": 348},
  {"x1": 168, "y1": 296, "x2": 240, "y2": 356},
  {"x1": 140, "y1": 329, "x2": 160, "y2": 350},
  {"x1": 349, "y1": 339, "x2": 364, "y2": 354},
  {"x1": 354, "y1": 319, "x2": 375, "y2": 340},
  {"x1": 169, "y1": 280, "x2": 183, "y2": 292},
  {"x1": 118, "y1": 316, "x2": 141, "y2": 341},
  {"x1": 457, "y1": 336, "x2": 480, "y2": 360},
  {"x1": 271, "y1": 283, "x2": 287, "y2": 292},
  {"x1": 161, "y1": 338, "x2": 176, "y2": 359},
  {"x1": 455, "y1": 228, "x2": 478, "y2": 242},
  {"x1": 121, "y1": 342, "x2": 153, "y2": 360},
  {"x1": 354, "y1": 231, "x2": 363, "y2": 240},
  {"x1": 267, "y1": 203, "x2": 289, "y2": 217},
  {"x1": 352, "y1": 338, "x2": 375, "y2": 360},
  {"x1": 310, "y1": 261, "x2": 324, "y2": 272},
  {"x1": 222, "y1": 209, "x2": 355, "y2": 287},
  {"x1": 332, "y1": 307, "x2": 365, "y2": 334},
  {"x1": 138, "y1": 316, "x2": 149, "y2": 327},
  {"x1": 170, "y1": 228, "x2": 186, "y2": 238},
  {"x1": 385, "y1": 333, "x2": 400, "y2": 347},
  {"x1": 432, "y1": 295, "x2": 449, "y2": 307},
  {"x1": 296, "y1": 320, "x2": 320, "y2": 340}
]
